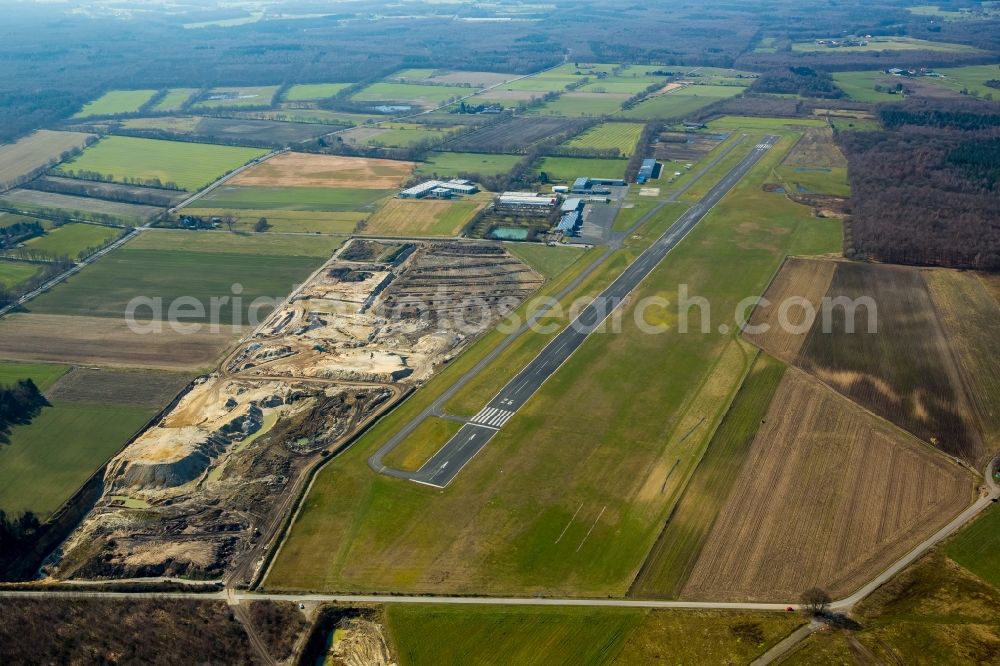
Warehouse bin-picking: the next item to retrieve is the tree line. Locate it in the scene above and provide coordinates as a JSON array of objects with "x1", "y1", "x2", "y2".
[{"x1": 0, "y1": 378, "x2": 48, "y2": 443}]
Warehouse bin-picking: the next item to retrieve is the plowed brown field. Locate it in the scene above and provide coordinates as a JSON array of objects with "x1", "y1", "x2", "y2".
[
  {"x1": 229, "y1": 153, "x2": 415, "y2": 189},
  {"x1": 681, "y1": 370, "x2": 973, "y2": 602}
]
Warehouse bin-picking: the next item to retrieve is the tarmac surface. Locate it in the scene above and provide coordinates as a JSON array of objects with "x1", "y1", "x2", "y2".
[{"x1": 396, "y1": 135, "x2": 779, "y2": 487}]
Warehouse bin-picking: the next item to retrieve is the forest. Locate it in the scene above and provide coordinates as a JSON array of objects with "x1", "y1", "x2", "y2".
[{"x1": 838, "y1": 106, "x2": 1000, "y2": 270}]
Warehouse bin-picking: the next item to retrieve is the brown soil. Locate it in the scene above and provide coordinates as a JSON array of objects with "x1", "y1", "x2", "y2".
[
  {"x1": 229, "y1": 152, "x2": 416, "y2": 189},
  {"x1": 681, "y1": 370, "x2": 973, "y2": 602},
  {"x1": 0, "y1": 313, "x2": 241, "y2": 371}
]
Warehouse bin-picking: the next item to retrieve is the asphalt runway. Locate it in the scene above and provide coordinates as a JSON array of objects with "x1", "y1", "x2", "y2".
[{"x1": 401, "y1": 135, "x2": 779, "y2": 487}]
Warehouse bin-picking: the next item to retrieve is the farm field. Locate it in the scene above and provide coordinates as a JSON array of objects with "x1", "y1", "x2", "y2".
[
  {"x1": 120, "y1": 116, "x2": 335, "y2": 145},
  {"x1": 1, "y1": 188, "x2": 162, "y2": 223},
  {"x1": 392, "y1": 69, "x2": 517, "y2": 87},
  {"x1": 264, "y1": 125, "x2": 844, "y2": 596},
  {"x1": 125, "y1": 229, "x2": 343, "y2": 256},
  {"x1": 27, "y1": 175, "x2": 188, "y2": 207},
  {"x1": 831, "y1": 71, "x2": 902, "y2": 102},
  {"x1": 924, "y1": 270, "x2": 1000, "y2": 459},
  {"x1": 0, "y1": 361, "x2": 69, "y2": 390},
  {"x1": 352, "y1": 82, "x2": 469, "y2": 108},
  {"x1": 562, "y1": 122, "x2": 645, "y2": 156},
  {"x1": 283, "y1": 83, "x2": 350, "y2": 101},
  {"x1": 387, "y1": 605, "x2": 803, "y2": 666},
  {"x1": 387, "y1": 605, "x2": 642, "y2": 666},
  {"x1": 0, "y1": 365, "x2": 187, "y2": 518},
  {"x1": 947, "y1": 504, "x2": 1000, "y2": 589},
  {"x1": 503, "y1": 242, "x2": 587, "y2": 279},
  {"x1": 443, "y1": 116, "x2": 588, "y2": 153},
  {"x1": 342, "y1": 122, "x2": 460, "y2": 148},
  {"x1": 178, "y1": 208, "x2": 362, "y2": 234},
  {"x1": 630, "y1": 353, "x2": 786, "y2": 599},
  {"x1": 618, "y1": 85, "x2": 745, "y2": 120},
  {"x1": 798, "y1": 262, "x2": 986, "y2": 466},
  {"x1": 779, "y1": 549, "x2": 1000, "y2": 664},
  {"x1": 921, "y1": 63, "x2": 1000, "y2": 97},
  {"x1": 192, "y1": 86, "x2": 280, "y2": 109},
  {"x1": 74, "y1": 90, "x2": 158, "y2": 118},
  {"x1": 0, "y1": 313, "x2": 242, "y2": 371},
  {"x1": 230, "y1": 109, "x2": 376, "y2": 126},
  {"x1": 192, "y1": 185, "x2": 391, "y2": 212},
  {"x1": 362, "y1": 197, "x2": 485, "y2": 236},
  {"x1": 681, "y1": 369, "x2": 973, "y2": 602},
  {"x1": 530, "y1": 92, "x2": 629, "y2": 117},
  {"x1": 416, "y1": 152, "x2": 521, "y2": 179},
  {"x1": 54, "y1": 136, "x2": 268, "y2": 191},
  {"x1": 0, "y1": 130, "x2": 95, "y2": 189},
  {"x1": 229, "y1": 152, "x2": 414, "y2": 189},
  {"x1": 26, "y1": 235, "x2": 335, "y2": 323},
  {"x1": 24, "y1": 223, "x2": 121, "y2": 260},
  {"x1": 535, "y1": 156, "x2": 629, "y2": 182},
  {"x1": 0, "y1": 260, "x2": 43, "y2": 288},
  {"x1": 149, "y1": 88, "x2": 197, "y2": 112},
  {"x1": 781, "y1": 126, "x2": 848, "y2": 167},
  {"x1": 792, "y1": 36, "x2": 982, "y2": 53}
]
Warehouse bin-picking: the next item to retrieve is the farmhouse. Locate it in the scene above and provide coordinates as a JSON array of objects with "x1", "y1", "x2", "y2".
[{"x1": 400, "y1": 179, "x2": 480, "y2": 199}]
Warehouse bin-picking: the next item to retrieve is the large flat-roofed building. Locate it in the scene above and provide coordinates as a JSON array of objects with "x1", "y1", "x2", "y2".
[
  {"x1": 570, "y1": 176, "x2": 625, "y2": 195},
  {"x1": 496, "y1": 191, "x2": 557, "y2": 215},
  {"x1": 637, "y1": 158, "x2": 660, "y2": 184},
  {"x1": 400, "y1": 179, "x2": 480, "y2": 199},
  {"x1": 560, "y1": 197, "x2": 585, "y2": 213}
]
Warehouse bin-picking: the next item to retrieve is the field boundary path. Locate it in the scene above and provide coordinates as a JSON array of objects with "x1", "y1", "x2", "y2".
[{"x1": 370, "y1": 135, "x2": 779, "y2": 487}]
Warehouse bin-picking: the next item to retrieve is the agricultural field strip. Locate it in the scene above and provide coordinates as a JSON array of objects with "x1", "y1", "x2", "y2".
[{"x1": 371, "y1": 136, "x2": 780, "y2": 487}]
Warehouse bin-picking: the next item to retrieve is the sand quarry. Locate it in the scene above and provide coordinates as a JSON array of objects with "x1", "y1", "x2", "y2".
[{"x1": 53, "y1": 239, "x2": 542, "y2": 581}]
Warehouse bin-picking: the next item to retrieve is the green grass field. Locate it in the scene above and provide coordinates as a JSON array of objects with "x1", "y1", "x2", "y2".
[
  {"x1": 618, "y1": 85, "x2": 744, "y2": 120},
  {"x1": 503, "y1": 242, "x2": 588, "y2": 279},
  {"x1": 612, "y1": 199, "x2": 661, "y2": 232},
  {"x1": 922, "y1": 63, "x2": 1000, "y2": 97},
  {"x1": 386, "y1": 605, "x2": 803, "y2": 666},
  {"x1": 190, "y1": 185, "x2": 391, "y2": 211},
  {"x1": 0, "y1": 361, "x2": 69, "y2": 390},
  {"x1": 947, "y1": 504, "x2": 1000, "y2": 589},
  {"x1": 774, "y1": 165, "x2": 850, "y2": 196},
  {"x1": 178, "y1": 208, "x2": 362, "y2": 234},
  {"x1": 74, "y1": 90, "x2": 159, "y2": 118},
  {"x1": 381, "y1": 418, "x2": 462, "y2": 472},
  {"x1": 149, "y1": 88, "x2": 198, "y2": 112},
  {"x1": 536, "y1": 156, "x2": 629, "y2": 182},
  {"x1": 0, "y1": 260, "x2": 43, "y2": 288},
  {"x1": 417, "y1": 152, "x2": 522, "y2": 179},
  {"x1": 27, "y1": 233, "x2": 337, "y2": 323},
  {"x1": 357, "y1": 123, "x2": 460, "y2": 148},
  {"x1": 530, "y1": 94, "x2": 628, "y2": 117},
  {"x1": 264, "y1": 121, "x2": 841, "y2": 597},
  {"x1": 192, "y1": 86, "x2": 279, "y2": 109},
  {"x1": 127, "y1": 229, "x2": 342, "y2": 256},
  {"x1": 387, "y1": 605, "x2": 641, "y2": 666},
  {"x1": 793, "y1": 36, "x2": 982, "y2": 53},
  {"x1": 352, "y1": 82, "x2": 469, "y2": 107},
  {"x1": 563, "y1": 122, "x2": 645, "y2": 157},
  {"x1": 24, "y1": 223, "x2": 121, "y2": 260},
  {"x1": 55, "y1": 137, "x2": 268, "y2": 191},
  {"x1": 0, "y1": 402, "x2": 153, "y2": 518},
  {"x1": 630, "y1": 352, "x2": 785, "y2": 598},
  {"x1": 831, "y1": 71, "x2": 903, "y2": 102},
  {"x1": 283, "y1": 83, "x2": 350, "y2": 101}
]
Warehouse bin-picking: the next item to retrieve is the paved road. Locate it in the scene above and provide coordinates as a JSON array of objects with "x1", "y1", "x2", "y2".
[{"x1": 383, "y1": 135, "x2": 779, "y2": 488}]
